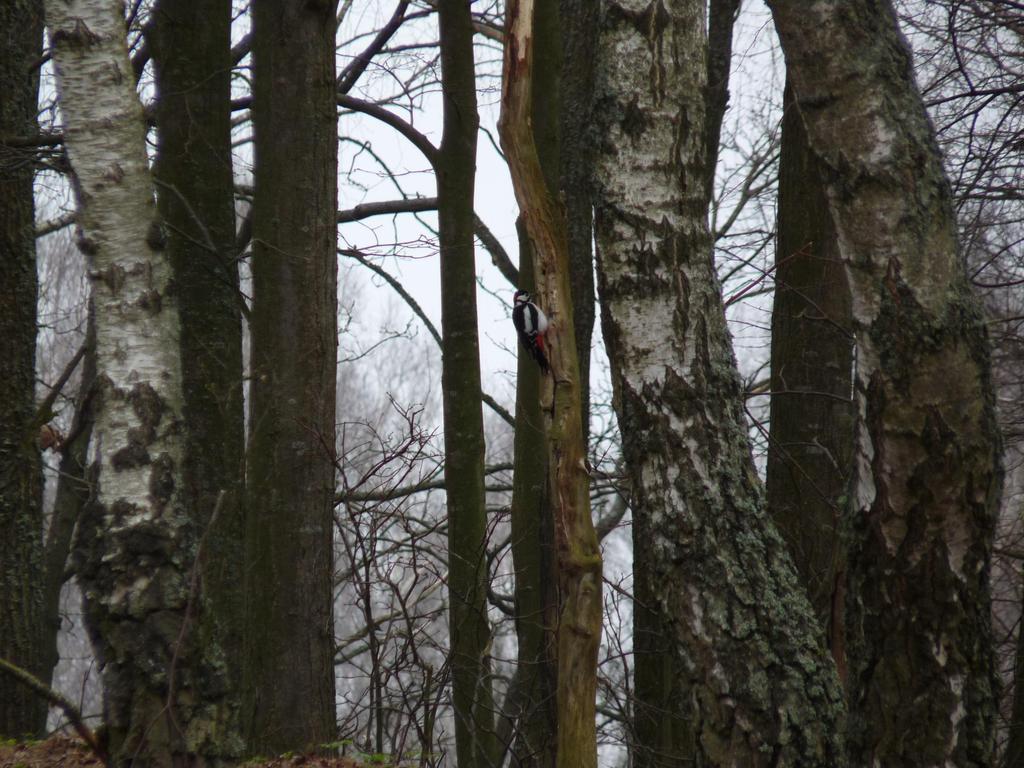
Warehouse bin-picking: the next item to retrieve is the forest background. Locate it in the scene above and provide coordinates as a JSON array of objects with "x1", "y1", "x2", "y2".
[{"x1": 1, "y1": 0, "x2": 1023, "y2": 766}]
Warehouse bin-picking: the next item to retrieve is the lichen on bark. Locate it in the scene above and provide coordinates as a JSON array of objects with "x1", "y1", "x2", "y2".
[
  {"x1": 767, "y1": 0, "x2": 1002, "y2": 763},
  {"x1": 593, "y1": 0, "x2": 846, "y2": 764},
  {"x1": 46, "y1": 0, "x2": 233, "y2": 762}
]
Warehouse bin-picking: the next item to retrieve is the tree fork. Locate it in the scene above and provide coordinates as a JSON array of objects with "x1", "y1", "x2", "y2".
[{"x1": 499, "y1": 2, "x2": 603, "y2": 766}]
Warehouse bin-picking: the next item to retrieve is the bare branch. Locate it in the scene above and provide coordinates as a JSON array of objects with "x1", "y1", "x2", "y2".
[{"x1": 0, "y1": 657, "x2": 107, "y2": 763}]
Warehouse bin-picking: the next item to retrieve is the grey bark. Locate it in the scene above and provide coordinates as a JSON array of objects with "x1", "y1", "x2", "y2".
[
  {"x1": 244, "y1": 0, "x2": 339, "y2": 753},
  {"x1": 0, "y1": 0, "x2": 46, "y2": 739},
  {"x1": 593, "y1": 0, "x2": 846, "y2": 764},
  {"x1": 767, "y1": 1, "x2": 1002, "y2": 764}
]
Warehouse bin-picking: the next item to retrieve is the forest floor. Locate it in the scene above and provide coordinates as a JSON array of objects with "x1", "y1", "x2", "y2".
[{"x1": 0, "y1": 737, "x2": 371, "y2": 768}]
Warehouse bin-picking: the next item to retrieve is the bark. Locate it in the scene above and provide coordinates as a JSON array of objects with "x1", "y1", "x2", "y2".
[
  {"x1": 593, "y1": 0, "x2": 846, "y2": 765},
  {"x1": 0, "y1": 0, "x2": 45, "y2": 739},
  {"x1": 557, "y1": 0, "x2": 598, "y2": 431},
  {"x1": 703, "y1": 0, "x2": 740, "y2": 200},
  {"x1": 767, "y1": 1, "x2": 1002, "y2": 764},
  {"x1": 508, "y1": 232, "x2": 557, "y2": 768},
  {"x1": 503, "y1": 4, "x2": 569, "y2": 765},
  {"x1": 45, "y1": 0, "x2": 221, "y2": 762},
  {"x1": 152, "y1": 0, "x2": 244, "y2": 755},
  {"x1": 765, "y1": 81, "x2": 853, "y2": 677},
  {"x1": 244, "y1": 0, "x2": 339, "y2": 754},
  {"x1": 437, "y1": 1, "x2": 495, "y2": 765},
  {"x1": 500, "y1": 2, "x2": 604, "y2": 765}
]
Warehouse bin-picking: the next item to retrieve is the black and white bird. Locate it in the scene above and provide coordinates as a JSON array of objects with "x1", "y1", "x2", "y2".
[{"x1": 512, "y1": 290, "x2": 550, "y2": 373}]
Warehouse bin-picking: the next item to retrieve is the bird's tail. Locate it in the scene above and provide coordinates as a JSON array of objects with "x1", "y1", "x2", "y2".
[{"x1": 527, "y1": 334, "x2": 549, "y2": 373}]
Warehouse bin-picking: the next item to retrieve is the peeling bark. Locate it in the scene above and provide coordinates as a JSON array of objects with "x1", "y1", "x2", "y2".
[
  {"x1": 593, "y1": 0, "x2": 845, "y2": 764},
  {"x1": 767, "y1": 2, "x2": 1002, "y2": 765},
  {"x1": 45, "y1": 0, "x2": 222, "y2": 763},
  {"x1": 500, "y1": 1, "x2": 603, "y2": 765}
]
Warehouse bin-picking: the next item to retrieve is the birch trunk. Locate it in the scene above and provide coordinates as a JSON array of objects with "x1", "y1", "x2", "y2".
[
  {"x1": 0, "y1": 0, "x2": 45, "y2": 739},
  {"x1": 45, "y1": 0, "x2": 227, "y2": 763},
  {"x1": 767, "y1": 1, "x2": 1001, "y2": 764},
  {"x1": 593, "y1": 0, "x2": 845, "y2": 764}
]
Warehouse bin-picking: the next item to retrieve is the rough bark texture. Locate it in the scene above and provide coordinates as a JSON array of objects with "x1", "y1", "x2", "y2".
[
  {"x1": 500, "y1": 2, "x2": 604, "y2": 765},
  {"x1": 244, "y1": 0, "x2": 339, "y2": 754},
  {"x1": 767, "y1": 1, "x2": 1002, "y2": 765},
  {"x1": 152, "y1": 0, "x2": 244, "y2": 755},
  {"x1": 766, "y1": 82, "x2": 853, "y2": 676},
  {"x1": 593, "y1": 0, "x2": 846, "y2": 765},
  {"x1": 0, "y1": 0, "x2": 45, "y2": 739},
  {"x1": 45, "y1": 0, "x2": 222, "y2": 762},
  {"x1": 437, "y1": 1, "x2": 495, "y2": 765}
]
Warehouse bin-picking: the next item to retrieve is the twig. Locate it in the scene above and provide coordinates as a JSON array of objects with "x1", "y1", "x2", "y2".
[{"x1": 0, "y1": 657, "x2": 108, "y2": 763}]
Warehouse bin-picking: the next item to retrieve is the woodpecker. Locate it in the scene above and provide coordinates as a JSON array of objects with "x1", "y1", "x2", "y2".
[{"x1": 512, "y1": 290, "x2": 550, "y2": 373}]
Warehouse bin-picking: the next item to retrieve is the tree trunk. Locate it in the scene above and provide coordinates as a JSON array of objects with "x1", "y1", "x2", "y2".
[
  {"x1": 244, "y1": 0, "x2": 339, "y2": 754},
  {"x1": 45, "y1": 0, "x2": 222, "y2": 762},
  {"x1": 593, "y1": 0, "x2": 846, "y2": 764},
  {"x1": 500, "y1": 1, "x2": 604, "y2": 765},
  {"x1": 506, "y1": 0, "x2": 598, "y2": 760},
  {"x1": 508, "y1": 231, "x2": 557, "y2": 768},
  {"x1": 558, "y1": 0, "x2": 598, "y2": 431},
  {"x1": 0, "y1": 0, "x2": 45, "y2": 739},
  {"x1": 437, "y1": 1, "x2": 495, "y2": 765},
  {"x1": 703, "y1": 0, "x2": 740, "y2": 200},
  {"x1": 765, "y1": 81, "x2": 853, "y2": 677},
  {"x1": 767, "y1": 1, "x2": 1002, "y2": 764},
  {"x1": 151, "y1": 0, "x2": 245, "y2": 755}
]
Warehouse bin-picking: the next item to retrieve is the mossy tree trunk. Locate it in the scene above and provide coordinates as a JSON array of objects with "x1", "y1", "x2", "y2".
[
  {"x1": 593, "y1": 0, "x2": 846, "y2": 764},
  {"x1": 0, "y1": 0, "x2": 45, "y2": 740},
  {"x1": 45, "y1": 0, "x2": 228, "y2": 761},
  {"x1": 437, "y1": 1, "x2": 496, "y2": 765},
  {"x1": 765, "y1": 81, "x2": 853, "y2": 677},
  {"x1": 500, "y1": 2, "x2": 604, "y2": 765},
  {"x1": 244, "y1": 0, "x2": 339, "y2": 754},
  {"x1": 767, "y1": 1, "x2": 1002, "y2": 764},
  {"x1": 152, "y1": 0, "x2": 245, "y2": 755}
]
